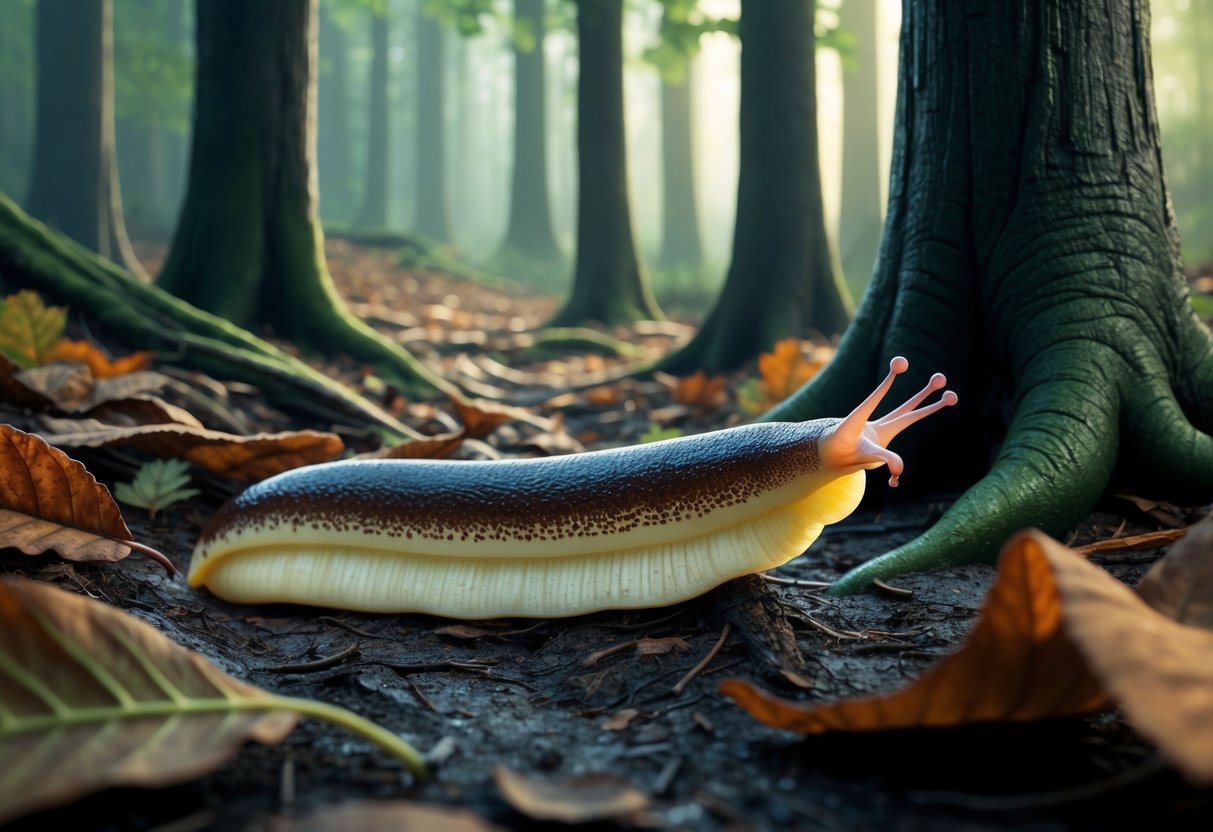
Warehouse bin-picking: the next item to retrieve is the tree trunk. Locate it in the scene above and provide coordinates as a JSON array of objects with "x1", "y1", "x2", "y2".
[
  {"x1": 548, "y1": 0, "x2": 660, "y2": 327},
  {"x1": 318, "y1": 2, "x2": 353, "y2": 224},
  {"x1": 0, "y1": 2, "x2": 34, "y2": 200},
  {"x1": 656, "y1": 62, "x2": 704, "y2": 271},
  {"x1": 660, "y1": 0, "x2": 851, "y2": 373},
  {"x1": 414, "y1": 5, "x2": 452, "y2": 242},
  {"x1": 157, "y1": 0, "x2": 443, "y2": 399},
  {"x1": 356, "y1": 8, "x2": 389, "y2": 229},
  {"x1": 765, "y1": 0, "x2": 1213, "y2": 592},
  {"x1": 116, "y1": 115, "x2": 167, "y2": 235},
  {"x1": 161, "y1": 0, "x2": 190, "y2": 225},
  {"x1": 498, "y1": 0, "x2": 561, "y2": 262},
  {"x1": 837, "y1": 0, "x2": 883, "y2": 296},
  {"x1": 25, "y1": 0, "x2": 148, "y2": 281}
]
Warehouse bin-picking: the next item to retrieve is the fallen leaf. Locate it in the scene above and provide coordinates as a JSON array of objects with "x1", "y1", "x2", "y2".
[
  {"x1": 0, "y1": 289, "x2": 65, "y2": 368},
  {"x1": 88, "y1": 370, "x2": 173, "y2": 403},
  {"x1": 755, "y1": 339, "x2": 831, "y2": 410},
  {"x1": 0, "y1": 354, "x2": 54, "y2": 410},
  {"x1": 0, "y1": 578, "x2": 426, "y2": 824},
  {"x1": 451, "y1": 396, "x2": 540, "y2": 439},
  {"x1": 725, "y1": 529, "x2": 1213, "y2": 784},
  {"x1": 80, "y1": 395, "x2": 205, "y2": 428},
  {"x1": 0, "y1": 423, "x2": 172, "y2": 573},
  {"x1": 1071, "y1": 528, "x2": 1187, "y2": 558},
  {"x1": 293, "y1": 801, "x2": 504, "y2": 832},
  {"x1": 1114, "y1": 493, "x2": 1189, "y2": 528},
  {"x1": 39, "y1": 419, "x2": 344, "y2": 481},
  {"x1": 436, "y1": 624, "x2": 495, "y2": 640},
  {"x1": 635, "y1": 636, "x2": 691, "y2": 657},
  {"x1": 492, "y1": 766, "x2": 650, "y2": 824},
  {"x1": 16, "y1": 362, "x2": 94, "y2": 410},
  {"x1": 44, "y1": 338, "x2": 153, "y2": 378},
  {"x1": 584, "y1": 385, "x2": 621, "y2": 407},
  {"x1": 667, "y1": 371, "x2": 728, "y2": 410},
  {"x1": 601, "y1": 708, "x2": 641, "y2": 731},
  {"x1": 1136, "y1": 510, "x2": 1213, "y2": 628},
  {"x1": 374, "y1": 430, "x2": 467, "y2": 460}
]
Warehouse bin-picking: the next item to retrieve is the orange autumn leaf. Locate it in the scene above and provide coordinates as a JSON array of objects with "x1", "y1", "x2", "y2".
[
  {"x1": 45, "y1": 339, "x2": 153, "y2": 378},
  {"x1": 756, "y1": 339, "x2": 832, "y2": 408},
  {"x1": 669, "y1": 371, "x2": 728, "y2": 410},
  {"x1": 724, "y1": 529, "x2": 1213, "y2": 783}
]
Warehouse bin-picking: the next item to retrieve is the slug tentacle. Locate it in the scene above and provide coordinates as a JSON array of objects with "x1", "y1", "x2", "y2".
[{"x1": 188, "y1": 357, "x2": 955, "y2": 617}]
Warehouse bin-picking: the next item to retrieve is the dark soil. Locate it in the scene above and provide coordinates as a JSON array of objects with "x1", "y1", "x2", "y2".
[{"x1": 4, "y1": 242, "x2": 1213, "y2": 831}]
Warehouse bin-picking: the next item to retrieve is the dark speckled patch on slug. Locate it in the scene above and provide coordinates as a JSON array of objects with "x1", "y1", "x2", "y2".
[{"x1": 197, "y1": 421, "x2": 832, "y2": 554}]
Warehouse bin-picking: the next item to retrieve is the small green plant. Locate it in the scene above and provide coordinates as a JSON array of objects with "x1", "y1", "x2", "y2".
[
  {"x1": 639, "y1": 424, "x2": 682, "y2": 444},
  {"x1": 114, "y1": 459, "x2": 200, "y2": 520}
]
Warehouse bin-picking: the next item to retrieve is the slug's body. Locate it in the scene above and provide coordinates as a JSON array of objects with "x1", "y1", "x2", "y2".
[{"x1": 188, "y1": 358, "x2": 956, "y2": 617}]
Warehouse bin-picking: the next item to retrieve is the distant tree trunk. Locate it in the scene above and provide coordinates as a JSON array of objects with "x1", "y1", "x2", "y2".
[
  {"x1": 661, "y1": 0, "x2": 850, "y2": 373},
  {"x1": 656, "y1": 61, "x2": 703, "y2": 270},
  {"x1": 318, "y1": 3, "x2": 353, "y2": 224},
  {"x1": 116, "y1": 115, "x2": 166, "y2": 234},
  {"x1": 357, "y1": 8, "x2": 389, "y2": 229},
  {"x1": 549, "y1": 0, "x2": 660, "y2": 326},
  {"x1": 414, "y1": 5, "x2": 451, "y2": 241},
  {"x1": 0, "y1": 5, "x2": 34, "y2": 200},
  {"x1": 162, "y1": 0, "x2": 189, "y2": 223},
  {"x1": 157, "y1": 0, "x2": 441, "y2": 398},
  {"x1": 838, "y1": 0, "x2": 883, "y2": 295},
  {"x1": 498, "y1": 0, "x2": 560, "y2": 261},
  {"x1": 25, "y1": 0, "x2": 148, "y2": 280}
]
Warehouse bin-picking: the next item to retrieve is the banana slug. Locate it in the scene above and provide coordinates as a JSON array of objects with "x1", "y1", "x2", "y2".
[{"x1": 187, "y1": 358, "x2": 955, "y2": 618}]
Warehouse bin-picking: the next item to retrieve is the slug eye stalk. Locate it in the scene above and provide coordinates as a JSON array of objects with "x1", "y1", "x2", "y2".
[{"x1": 823, "y1": 357, "x2": 958, "y2": 487}]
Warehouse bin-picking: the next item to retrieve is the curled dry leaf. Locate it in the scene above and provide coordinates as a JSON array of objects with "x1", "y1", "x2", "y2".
[
  {"x1": 756, "y1": 339, "x2": 832, "y2": 409},
  {"x1": 1136, "y1": 509, "x2": 1213, "y2": 629},
  {"x1": 492, "y1": 765, "x2": 651, "y2": 824},
  {"x1": 0, "y1": 423, "x2": 172, "y2": 574},
  {"x1": 450, "y1": 396, "x2": 545, "y2": 439},
  {"x1": 293, "y1": 801, "x2": 504, "y2": 832},
  {"x1": 724, "y1": 529, "x2": 1213, "y2": 783},
  {"x1": 39, "y1": 418, "x2": 344, "y2": 481},
  {"x1": 374, "y1": 430, "x2": 467, "y2": 461},
  {"x1": 16, "y1": 362, "x2": 94, "y2": 410},
  {"x1": 0, "y1": 354, "x2": 54, "y2": 410},
  {"x1": 667, "y1": 370, "x2": 728, "y2": 410},
  {"x1": 0, "y1": 578, "x2": 426, "y2": 824},
  {"x1": 44, "y1": 338, "x2": 153, "y2": 379},
  {"x1": 80, "y1": 394, "x2": 205, "y2": 429}
]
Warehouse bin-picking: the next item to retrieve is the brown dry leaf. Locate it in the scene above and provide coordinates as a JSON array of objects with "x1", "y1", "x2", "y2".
[
  {"x1": 0, "y1": 424, "x2": 172, "y2": 573},
  {"x1": 635, "y1": 636, "x2": 691, "y2": 658},
  {"x1": 0, "y1": 354, "x2": 54, "y2": 410},
  {"x1": 450, "y1": 396, "x2": 541, "y2": 439},
  {"x1": 601, "y1": 708, "x2": 641, "y2": 731},
  {"x1": 492, "y1": 765, "x2": 651, "y2": 824},
  {"x1": 756, "y1": 339, "x2": 831, "y2": 408},
  {"x1": 81, "y1": 395, "x2": 205, "y2": 429},
  {"x1": 436, "y1": 624, "x2": 495, "y2": 640},
  {"x1": 45, "y1": 338, "x2": 153, "y2": 378},
  {"x1": 16, "y1": 362, "x2": 95, "y2": 410},
  {"x1": 1136, "y1": 510, "x2": 1213, "y2": 628},
  {"x1": 0, "y1": 577, "x2": 299, "y2": 823},
  {"x1": 40, "y1": 418, "x2": 344, "y2": 481},
  {"x1": 293, "y1": 801, "x2": 504, "y2": 832},
  {"x1": 668, "y1": 371, "x2": 728, "y2": 410},
  {"x1": 584, "y1": 384, "x2": 621, "y2": 407},
  {"x1": 375, "y1": 430, "x2": 467, "y2": 460},
  {"x1": 725, "y1": 529, "x2": 1213, "y2": 784},
  {"x1": 89, "y1": 370, "x2": 172, "y2": 403},
  {"x1": 1115, "y1": 493, "x2": 1189, "y2": 528}
]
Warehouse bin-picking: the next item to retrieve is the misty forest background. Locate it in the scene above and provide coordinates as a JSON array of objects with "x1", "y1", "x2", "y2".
[{"x1": 3, "y1": 0, "x2": 1208, "y2": 330}]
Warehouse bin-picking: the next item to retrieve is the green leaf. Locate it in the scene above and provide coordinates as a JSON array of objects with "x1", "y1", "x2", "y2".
[
  {"x1": 0, "y1": 290, "x2": 66, "y2": 369},
  {"x1": 639, "y1": 424, "x2": 682, "y2": 444},
  {"x1": 0, "y1": 577, "x2": 427, "y2": 824},
  {"x1": 113, "y1": 458, "x2": 201, "y2": 520}
]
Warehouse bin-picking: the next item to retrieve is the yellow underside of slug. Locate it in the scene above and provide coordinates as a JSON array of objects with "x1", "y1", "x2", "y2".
[{"x1": 190, "y1": 471, "x2": 865, "y2": 618}]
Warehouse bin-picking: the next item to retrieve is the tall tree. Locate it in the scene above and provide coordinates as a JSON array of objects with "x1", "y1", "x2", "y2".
[
  {"x1": 0, "y1": 0, "x2": 35, "y2": 201},
  {"x1": 656, "y1": 61, "x2": 702, "y2": 271},
  {"x1": 158, "y1": 0, "x2": 443, "y2": 398},
  {"x1": 496, "y1": 0, "x2": 561, "y2": 262},
  {"x1": 414, "y1": 3, "x2": 452, "y2": 241},
  {"x1": 661, "y1": 0, "x2": 851, "y2": 373},
  {"x1": 549, "y1": 0, "x2": 660, "y2": 326},
  {"x1": 765, "y1": 0, "x2": 1213, "y2": 592},
  {"x1": 837, "y1": 0, "x2": 883, "y2": 295},
  {"x1": 25, "y1": 0, "x2": 148, "y2": 280},
  {"x1": 357, "y1": 5, "x2": 390, "y2": 229},
  {"x1": 318, "y1": 0, "x2": 354, "y2": 224}
]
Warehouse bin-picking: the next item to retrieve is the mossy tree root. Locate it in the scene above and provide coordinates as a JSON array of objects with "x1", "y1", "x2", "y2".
[{"x1": 0, "y1": 193, "x2": 422, "y2": 440}]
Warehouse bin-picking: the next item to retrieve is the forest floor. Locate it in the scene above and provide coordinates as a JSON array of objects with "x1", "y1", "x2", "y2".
[{"x1": 5, "y1": 239, "x2": 1213, "y2": 831}]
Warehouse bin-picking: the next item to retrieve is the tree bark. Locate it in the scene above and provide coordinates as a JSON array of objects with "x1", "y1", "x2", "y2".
[
  {"x1": 837, "y1": 0, "x2": 883, "y2": 296},
  {"x1": 661, "y1": 0, "x2": 851, "y2": 374},
  {"x1": 356, "y1": 8, "x2": 389, "y2": 229},
  {"x1": 656, "y1": 62, "x2": 704, "y2": 271},
  {"x1": 549, "y1": 0, "x2": 660, "y2": 327},
  {"x1": 414, "y1": 5, "x2": 452, "y2": 242},
  {"x1": 116, "y1": 115, "x2": 167, "y2": 235},
  {"x1": 157, "y1": 0, "x2": 444, "y2": 399},
  {"x1": 318, "y1": 2, "x2": 353, "y2": 224},
  {"x1": 25, "y1": 0, "x2": 148, "y2": 281},
  {"x1": 764, "y1": 0, "x2": 1213, "y2": 592},
  {"x1": 498, "y1": 0, "x2": 561, "y2": 262},
  {"x1": 0, "y1": 3, "x2": 34, "y2": 200}
]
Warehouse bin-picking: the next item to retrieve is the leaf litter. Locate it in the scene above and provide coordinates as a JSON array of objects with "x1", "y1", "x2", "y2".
[{"x1": 3, "y1": 240, "x2": 1213, "y2": 829}]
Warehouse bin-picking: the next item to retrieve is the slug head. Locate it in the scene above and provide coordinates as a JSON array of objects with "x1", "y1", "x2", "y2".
[{"x1": 821, "y1": 356, "x2": 958, "y2": 487}]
